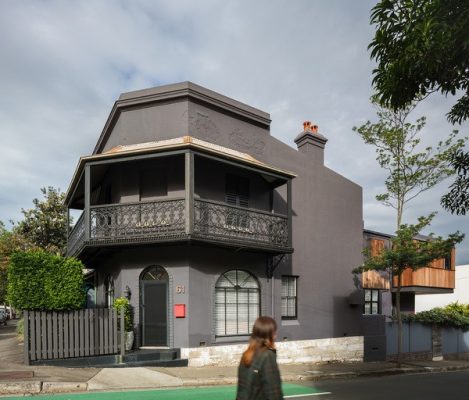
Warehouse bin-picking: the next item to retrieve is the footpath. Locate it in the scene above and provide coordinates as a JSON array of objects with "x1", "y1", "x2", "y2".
[{"x1": 2, "y1": 322, "x2": 469, "y2": 396}]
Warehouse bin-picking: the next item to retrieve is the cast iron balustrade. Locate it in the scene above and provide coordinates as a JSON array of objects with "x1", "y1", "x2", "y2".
[
  {"x1": 90, "y1": 198, "x2": 186, "y2": 243},
  {"x1": 193, "y1": 199, "x2": 289, "y2": 249},
  {"x1": 67, "y1": 198, "x2": 290, "y2": 256},
  {"x1": 68, "y1": 212, "x2": 85, "y2": 256}
]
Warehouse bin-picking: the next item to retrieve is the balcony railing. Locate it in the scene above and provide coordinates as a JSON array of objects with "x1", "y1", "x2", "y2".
[
  {"x1": 68, "y1": 212, "x2": 85, "y2": 256},
  {"x1": 67, "y1": 198, "x2": 290, "y2": 257},
  {"x1": 193, "y1": 199, "x2": 289, "y2": 248},
  {"x1": 90, "y1": 198, "x2": 186, "y2": 243}
]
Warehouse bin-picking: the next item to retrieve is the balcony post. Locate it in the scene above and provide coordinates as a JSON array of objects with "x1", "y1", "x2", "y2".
[
  {"x1": 185, "y1": 151, "x2": 194, "y2": 235},
  {"x1": 287, "y1": 179, "x2": 292, "y2": 248},
  {"x1": 84, "y1": 164, "x2": 91, "y2": 241}
]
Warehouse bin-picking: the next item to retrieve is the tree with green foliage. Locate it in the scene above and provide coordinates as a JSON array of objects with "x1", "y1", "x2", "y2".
[
  {"x1": 7, "y1": 250, "x2": 85, "y2": 311},
  {"x1": 14, "y1": 187, "x2": 69, "y2": 255},
  {"x1": 354, "y1": 214, "x2": 464, "y2": 367},
  {"x1": 368, "y1": 0, "x2": 469, "y2": 215},
  {"x1": 441, "y1": 150, "x2": 469, "y2": 215},
  {"x1": 353, "y1": 97, "x2": 465, "y2": 228}
]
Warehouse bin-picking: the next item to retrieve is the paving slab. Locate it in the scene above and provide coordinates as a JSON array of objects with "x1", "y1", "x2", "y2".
[{"x1": 87, "y1": 367, "x2": 183, "y2": 390}]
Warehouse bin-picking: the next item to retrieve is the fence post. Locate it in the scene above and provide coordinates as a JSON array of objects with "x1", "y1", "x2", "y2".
[
  {"x1": 120, "y1": 309, "x2": 125, "y2": 362},
  {"x1": 23, "y1": 311, "x2": 30, "y2": 365}
]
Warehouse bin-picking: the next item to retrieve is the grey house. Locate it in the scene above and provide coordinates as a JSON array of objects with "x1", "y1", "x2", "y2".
[{"x1": 66, "y1": 82, "x2": 364, "y2": 350}]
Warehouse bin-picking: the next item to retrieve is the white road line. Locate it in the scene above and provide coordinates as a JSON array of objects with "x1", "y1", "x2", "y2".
[{"x1": 285, "y1": 393, "x2": 332, "y2": 398}]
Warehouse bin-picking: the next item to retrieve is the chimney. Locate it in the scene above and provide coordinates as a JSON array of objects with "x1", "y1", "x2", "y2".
[{"x1": 294, "y1": 121, "x2": 328, "y2": 164}]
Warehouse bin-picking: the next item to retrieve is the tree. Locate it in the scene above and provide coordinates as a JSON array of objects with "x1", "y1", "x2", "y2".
[
  {"x1": 441, "y1": 150, "x2": 469, "y2": 215},
  {"x1": 353, "y1": 97, "x2": 465, "y2": 228},
  {"x1": 14, "y1": 187, "x2": 69, "y2": 255},
  {"x1": 354, "y1": 214, "x2": 464, "y2": 367},
  {"x1": 368, "y1": 0, "x2": 469, "y2": 215}
]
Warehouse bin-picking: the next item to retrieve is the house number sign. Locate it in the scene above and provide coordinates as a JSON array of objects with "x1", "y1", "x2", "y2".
[{"x1": 176, "y1": 285, "x2": 185, "y2": 294}]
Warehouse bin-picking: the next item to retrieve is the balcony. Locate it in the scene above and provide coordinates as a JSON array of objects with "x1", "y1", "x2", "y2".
[
  {"x1": 67, "y1": 198, "x2": 290, "y2": 257},
  {"x1": 393, "y1": 267, "x2": 455, "y2": 293}
]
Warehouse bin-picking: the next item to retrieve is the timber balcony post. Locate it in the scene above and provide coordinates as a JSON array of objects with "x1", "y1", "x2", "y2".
[
  {"x1": 185, "y1": 151, "x2": 194, "y2": 236},
  {"x1": 84, "y1": 164, "x2": 91, "y2": 241}
]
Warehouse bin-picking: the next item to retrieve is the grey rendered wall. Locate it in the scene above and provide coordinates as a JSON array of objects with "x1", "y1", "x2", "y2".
[{"x1": 102, "y1": 101, "x2": 189, "y2": 152}]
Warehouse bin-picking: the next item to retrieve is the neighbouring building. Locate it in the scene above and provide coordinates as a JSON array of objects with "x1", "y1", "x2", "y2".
[
  {"x1": 415, "y1": 264, "x2": 469, "y2": 311},
  {"x1": 65, "y1": 82, "x2": 365, "y2": 351},
  {"x1": 361, "y1": 229, "x2": 456, "y2": 316}
]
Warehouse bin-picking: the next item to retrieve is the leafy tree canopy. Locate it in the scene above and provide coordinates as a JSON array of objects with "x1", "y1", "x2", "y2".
[
  {"x1": 353, "y1": 98, "x2": 466, "y2": 227},
  {"x1": 14, "y1": 187, "x2": 69, "y2": 255},
  {"x1": 369, "y1": 0, "x2": 469, "y2": 124}
]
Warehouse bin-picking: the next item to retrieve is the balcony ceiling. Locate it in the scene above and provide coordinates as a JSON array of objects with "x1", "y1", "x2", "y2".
[{"x1": 65, "y1": 136, "x2": 296, "y2": 204}]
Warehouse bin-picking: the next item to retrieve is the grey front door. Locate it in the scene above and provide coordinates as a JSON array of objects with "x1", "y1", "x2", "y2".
[{"x1": 142, "y1": 281, "x2": 168, "y2": 346}]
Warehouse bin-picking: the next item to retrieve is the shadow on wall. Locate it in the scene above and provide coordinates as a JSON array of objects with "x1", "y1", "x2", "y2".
[{"x1": 333, "y1": 295, "x2": 363, "y2": 338}]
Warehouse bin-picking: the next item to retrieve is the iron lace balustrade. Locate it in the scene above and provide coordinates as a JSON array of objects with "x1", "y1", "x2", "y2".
[
  {"x1": 90, "y1": 198, "x2": 186, "y2": 244},
  {"x1": 193, "y1": 198, "x2": 289, "y2": 250},
  {"x1": 67, "y1": 212, "x2": 85, "y2": 256}
]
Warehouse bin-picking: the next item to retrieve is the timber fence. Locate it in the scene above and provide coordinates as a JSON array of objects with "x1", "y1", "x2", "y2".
[{"x1": 23, "y1": 309, "x2": 123, "y2": 364}]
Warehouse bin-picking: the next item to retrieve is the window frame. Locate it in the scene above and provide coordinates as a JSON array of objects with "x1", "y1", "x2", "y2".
[
  {"x1": 363, "y1": 289, "x2": 380, "y2": 315},
  {"x1": 214, "y1": 269, "x2": 260, "y2": 337},
  {"x1": 281, "y1": 275, "x2": 298, "y2": 320},
  {"x1": 104, "y1": 275, "x2": 115, "y2": 308}
]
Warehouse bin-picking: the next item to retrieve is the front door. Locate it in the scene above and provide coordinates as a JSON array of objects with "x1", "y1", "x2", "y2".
[{"x1": 142, "y1": 281, "x2": 168, "y2": 346}]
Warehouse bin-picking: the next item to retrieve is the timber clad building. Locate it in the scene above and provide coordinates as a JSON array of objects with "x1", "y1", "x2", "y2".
[{"x1": 65, "y1": 82, "x2": 453, "y2": 351}]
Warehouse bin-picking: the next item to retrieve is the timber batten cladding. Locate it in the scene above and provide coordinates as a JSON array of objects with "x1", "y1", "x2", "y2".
[{"x1": 362, "y1": 232, "x2": 456, "y2": 293}]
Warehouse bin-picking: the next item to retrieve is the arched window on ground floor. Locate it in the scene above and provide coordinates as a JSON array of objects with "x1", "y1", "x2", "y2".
[{"x1": 215, "y1": 269, "x2": 260, "y2": 336}]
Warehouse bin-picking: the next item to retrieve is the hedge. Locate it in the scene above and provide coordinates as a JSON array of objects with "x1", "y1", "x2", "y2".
[
  {"x1": 7, "y1": 250, "x2": 85, "y2": 311},
  {"x1": 403, "y1": 302, "x2": 469, "y2": 331}
]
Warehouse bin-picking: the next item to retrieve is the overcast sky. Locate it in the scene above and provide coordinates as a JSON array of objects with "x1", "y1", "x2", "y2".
[{"x1": 0, "y1": 0, "x2": 467, "y2": 264}]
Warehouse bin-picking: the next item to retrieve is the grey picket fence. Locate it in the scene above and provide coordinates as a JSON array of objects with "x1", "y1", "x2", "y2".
[{"x1": 23, "y1": 309, "x2": 122, "y2": 364}]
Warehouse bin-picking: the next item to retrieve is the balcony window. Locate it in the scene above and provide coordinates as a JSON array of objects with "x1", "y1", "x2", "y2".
[
  {"x1": 444, "y1": 253, "x2": 452, "y2": 270},
  {"x1": 281, "y1": 276, "x2": 298, "y2": 319},
  {"x1": 364, "y1": 289, "x2": 379, "y2": 315},
  {"x1": 215, "y1": 270, "x2": 259, "y2": 336},
  {"x1": 225, "y1": 174, "x2": 249, "y2": 229}
]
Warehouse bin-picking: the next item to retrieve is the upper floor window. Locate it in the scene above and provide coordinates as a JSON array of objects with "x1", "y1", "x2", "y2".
[
  {"x1": 364, "y1": 289, "x2": 379, "y2": 315},
  {"x1": 281, "y1": 276, "x2": 298, "y2": 320},
  {"x1": 444, "y1": 252, "x2": 452, "y2": 270},
  {"x1": 225, "y1": 174, "x2": 249, "y2": 207},
  {"x1": 140, "y1": 168, "x2": 167, "y2": 200}
]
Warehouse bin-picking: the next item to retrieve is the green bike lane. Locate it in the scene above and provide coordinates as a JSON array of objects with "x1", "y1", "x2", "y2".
[{"x1": 1, "y1": 383, "x2": 330, "y2": 399}]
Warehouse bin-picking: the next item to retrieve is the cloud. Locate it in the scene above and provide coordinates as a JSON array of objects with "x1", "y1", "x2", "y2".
[{"x1": 0, "y1": 0, "x2": 467, "y2": 263}]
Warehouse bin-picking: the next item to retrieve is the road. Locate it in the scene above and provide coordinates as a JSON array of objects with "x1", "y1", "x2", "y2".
[
  {"x1": 2, "y1": 371, "x2": 469, "y2": 399},
  {"x1": 309, "y1": 370, "x2": 469, "y2": 399}
]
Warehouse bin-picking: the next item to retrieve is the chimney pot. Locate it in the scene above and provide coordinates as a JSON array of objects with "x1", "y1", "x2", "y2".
[{"x1": 303, "y1": 121, "x2": 319, "y2": 133}]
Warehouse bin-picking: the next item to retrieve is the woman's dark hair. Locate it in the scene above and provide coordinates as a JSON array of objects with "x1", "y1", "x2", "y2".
[{"x1": 240, "y1": 316, "x2": 277, "y2": 367}]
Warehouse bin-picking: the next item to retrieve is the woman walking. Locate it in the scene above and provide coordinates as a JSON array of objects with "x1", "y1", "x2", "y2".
[{"x1": 236, "y1": 316, "x2": 283, "y2": 400}]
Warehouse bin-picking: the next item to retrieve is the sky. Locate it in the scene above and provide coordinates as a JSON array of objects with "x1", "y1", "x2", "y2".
[{"x1": 0, "y1": 0, "x2": 467, "y2": 263}]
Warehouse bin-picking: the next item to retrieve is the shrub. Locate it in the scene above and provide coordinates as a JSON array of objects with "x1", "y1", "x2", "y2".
[
  {"x1": 404, "y1": 302, "x2": 469, "y2": 331},
  {"x1": 7, "y1": 250, "x2": 85, "y2": 311},
  {"x1": 113, "y1": 297, "x2": 133, "y2": 332}
]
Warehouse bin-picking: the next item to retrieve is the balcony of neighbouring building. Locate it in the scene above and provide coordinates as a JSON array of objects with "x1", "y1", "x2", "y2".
[{"x1": 66, "y1": 137, "x2": 295, "y2": 260}]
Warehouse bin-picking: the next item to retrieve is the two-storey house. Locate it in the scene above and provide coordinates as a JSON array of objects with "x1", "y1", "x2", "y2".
[{"x1": 65, "y1": 82, "x2": 364, "y2": 350}]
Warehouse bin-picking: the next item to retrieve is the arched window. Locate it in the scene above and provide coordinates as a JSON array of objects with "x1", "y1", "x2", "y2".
[
  {"x1": 104, "y1": 275, "x2": 114, "y2": 308},
  {"x1": 141, "y1": 266, "x2": 169, "y2": 281},
  {"x1": 215, "y1": 270, "x2": 260, "y2": 336}
]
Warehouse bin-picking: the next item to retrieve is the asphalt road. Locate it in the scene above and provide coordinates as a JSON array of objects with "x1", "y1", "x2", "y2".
[{"x1": 308, "y1": 370, "x2": 469, "y2": 400}]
